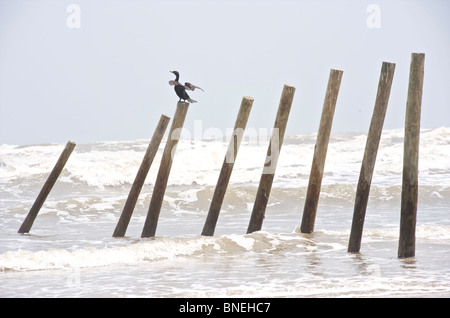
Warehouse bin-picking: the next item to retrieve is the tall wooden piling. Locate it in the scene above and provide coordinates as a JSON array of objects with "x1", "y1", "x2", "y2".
[
  {"x1": 300, "y1": 69, "x2": 343, "y2": 234},
  {"x1": 398, "y1": 53, "x2": 425, "y2": 258},
  {"x1": 18, "y1": 140, "x2": 76, "y2": 234},
  {"x1": 113, "y1": 115, "x2": 170, "y2": 237},
  {"x1": 247, "y1": 84, "x2": 295, "y2": 234},
  {"x1": 202, "y1": 97, "x2": 254, "y2": 236},
  {"x1": 348, "y1": 62, "x2": 396, "y2": 253},
  {"x1": 141, "y1": 102, "x2": 189, "y2": 238}
]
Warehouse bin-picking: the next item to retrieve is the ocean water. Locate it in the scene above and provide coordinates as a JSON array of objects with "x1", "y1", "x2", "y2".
[{"x1": 0, "y1": 127, "x2": 449, "y2": 298}]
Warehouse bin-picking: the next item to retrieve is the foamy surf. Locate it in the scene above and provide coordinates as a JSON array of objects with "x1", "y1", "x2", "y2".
[
  {"x1": 0, "y1": 231, "x2": 344, "y2": 272},
  {"x1": 2, "y1": 225, "x2": 449, "y2": 272},
  {"x1": 0, "y1": 237, "x2": 213, "y2": 271},
  {"x1": 1, "y1": 128, "x2": 449, "y2": 188},
  {"x1": 1, "y1": 128, "x2": 450, "y2": 297}
]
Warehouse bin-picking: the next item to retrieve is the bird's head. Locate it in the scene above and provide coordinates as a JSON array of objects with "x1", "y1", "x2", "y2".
[{"x1": 170, "y1": 70, "x2": 179, "y2": 77}]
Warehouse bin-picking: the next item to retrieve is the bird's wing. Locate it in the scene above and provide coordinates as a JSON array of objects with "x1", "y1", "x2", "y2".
[
  {"x1": 184, "y1": 82, "x2": 194, "y2": 90},
  {"x1": 184, "y1": 82, "x2": 204, "y2": 91},
  {"x1": 169, "y1": 80, "x2": 179, "y2": 86}
]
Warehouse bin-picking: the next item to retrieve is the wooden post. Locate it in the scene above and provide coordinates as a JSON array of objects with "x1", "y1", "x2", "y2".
[
  {"x1": 348, "y1": 62, "x2": 396, "y2": 253},
  {"x1": 141, "y1": 102, "x2": 189, "y2": 238},
  {"x1": 300, "y1": 69, "x2": 343, "y2": 233},
  {"x1": 113, "y1": 115, "x2": 170, "y2": 237},
  {"x1": 201, "y1": 97, "x2": 254, "y2": 236},
  {"x1": 18, "y1": 141, "x2": 76, "y2": 234},
  {"x1": 247, "y1": 84, "x2": 295, "y2": 234},
  {"x1": 398, "y1": 53, "x2": 425, "y2": 258}
]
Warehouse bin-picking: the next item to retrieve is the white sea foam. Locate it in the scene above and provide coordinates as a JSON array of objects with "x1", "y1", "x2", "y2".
[
  {"x1": 0, "y1": 233, "x2": 261, "y2": 272},
  {"x1": 316, "y1": 225, "x2": 450, "y2": 241},
  {"x1": 1, "y1": 128, "x2": 449, "y2": 298},
  {"x1": 2, "y1": 225, "x2": 448, "y2": 273},
  {"x1": 0, "y1": 232, "x2": 335, "y2": 272},
  {"x1": 1, "y1": 128, "x2": 449, "y2": 189},
  {"x1": 0, "y1": 237, "x2": 204, "y2": 271}
]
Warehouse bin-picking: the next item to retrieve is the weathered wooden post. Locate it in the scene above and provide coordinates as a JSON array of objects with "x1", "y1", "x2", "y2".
[
  {"x1": 247, "y1": 84, "x2": 295, "y2": 234},
  {"x1": 202, "y1": 96, "x2": 254, "y2": 236},
  {"x1": 141, "y1": 102, "x2": 189, "y2": 238},
  {"x1": 299, "y1": 69, "x2": 343, "y2": 233},
  {"x1": 348, "y1": 62, "x2": 396, "y2": 253},
  {"x1": 18, "y1": 140, "x2": 76, "y2": 234},
  {"x1": 398, "y1": 53, "x2": 425, "y2": 258},
  {"x1": 113, "y1": 115, "x2": 170, "y2": 237}
]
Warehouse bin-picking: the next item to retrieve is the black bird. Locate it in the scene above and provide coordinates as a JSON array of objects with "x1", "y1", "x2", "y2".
[{"x1": 169, "y1": 71, "x2": 203, "y2": 103}]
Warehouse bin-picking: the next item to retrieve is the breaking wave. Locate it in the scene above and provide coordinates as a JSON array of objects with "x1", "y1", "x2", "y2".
[
  {"x1": 1, "y1": 127, "x2": 449, "y2": 189},
  {"x1": 2, "y1": 225, "x2": 450, "y2": 272}
]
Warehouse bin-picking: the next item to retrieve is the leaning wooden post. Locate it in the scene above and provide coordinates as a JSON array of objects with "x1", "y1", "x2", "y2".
[
  {"x1": 247, "y1": 84, "x2": 295, "y2": 234},
  {"x1": 18, "y1": 141, "x2": 76, "y2": 234},
  {"x1": 202, "y1": 97, "x2": 254, "y2": 236},
  {"x1": 398, "y1": 53, "x2": 425, "y2": 258},
  {"x1": 348, "y1": 62, "x2": 396, "y2": 253},
  {"x1": 113, "y1": 115, "x2": 170, "y2": 237},
  {"x1": 141, "y1": 102, "x2": 189, "y2": 238},
  {"x1": 299, "y1": 69, "x2": 343, "y2": 233}
]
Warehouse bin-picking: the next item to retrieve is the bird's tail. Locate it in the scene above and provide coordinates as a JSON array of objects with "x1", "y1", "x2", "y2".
[{"x1": 187, "y1": 98, "x2": 197, "y2": 103}]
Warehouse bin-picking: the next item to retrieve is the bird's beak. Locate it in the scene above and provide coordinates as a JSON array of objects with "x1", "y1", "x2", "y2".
[{"x1": 170, "y1": 71, "x2": 174, "y2": 74}]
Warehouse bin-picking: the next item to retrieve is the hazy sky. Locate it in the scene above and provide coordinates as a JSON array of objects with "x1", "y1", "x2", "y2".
[{"x1": 1, "y1": 0, "x2": 449, "y2": 145}]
